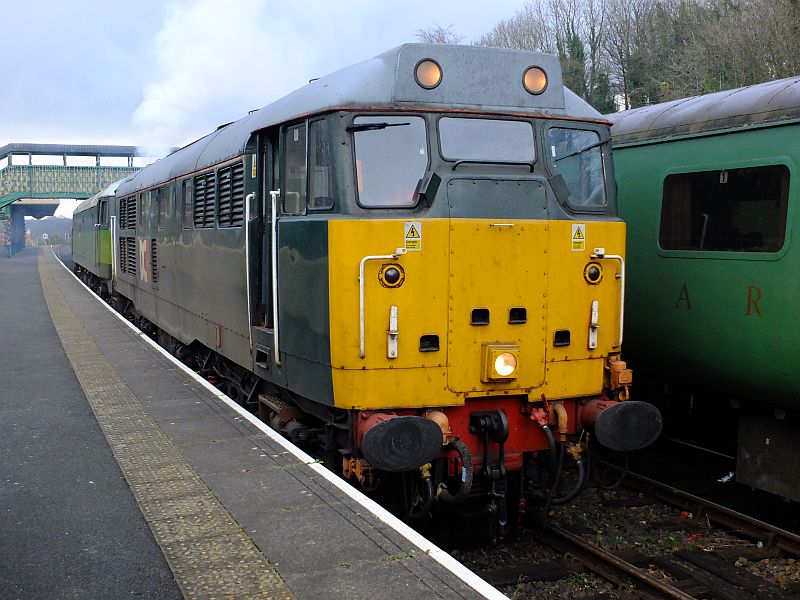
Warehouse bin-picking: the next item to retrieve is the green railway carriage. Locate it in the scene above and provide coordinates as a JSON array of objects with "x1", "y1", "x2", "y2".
[
  {"x1": 72, "y1": 181, "x2": 119, "y2": 293},
  {"x1": 73, "y1": 44, "x2": 661, "y2": 536},
  {"x1": 609, "y1": 76, "x2": 800, "y2": 502}
]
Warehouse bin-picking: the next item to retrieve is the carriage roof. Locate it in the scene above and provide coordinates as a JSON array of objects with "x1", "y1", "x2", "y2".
[
  {"x1": 608, "y1": 76, "x2": 800, "y2": 145},
  {"x1": 73, "y1": 180, "x2": 124, "y2": 216}
]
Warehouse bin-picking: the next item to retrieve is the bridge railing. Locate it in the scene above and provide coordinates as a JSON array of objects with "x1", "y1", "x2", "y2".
[{"x1": 0, "y1": 165, "x2": 138, "y2": 204}]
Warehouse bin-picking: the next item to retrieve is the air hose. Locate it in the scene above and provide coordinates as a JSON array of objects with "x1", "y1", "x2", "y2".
[{"x1": 437, "y1": 438, "x2": 474, "y2": 505}]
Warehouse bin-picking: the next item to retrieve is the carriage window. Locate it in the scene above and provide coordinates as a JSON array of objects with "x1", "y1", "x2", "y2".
[
  {"x1": 548, "y1": 127, "x2": 607, "y2": 210},
  {"x1": 660, "y1": 166, "x2": 789, "y2": 252},
  {"x1": 284, "y1": 123, "x2": 307, "y2": 214},
  {"x1": 309, "y1": 119, "x2": 334, "y2": 210},
  {"x1": 439, "y1": 117, "x2": 535, "y2": 163},
  {"x1": 352, "y1": 115, "x2": 427, "y2": 208}
]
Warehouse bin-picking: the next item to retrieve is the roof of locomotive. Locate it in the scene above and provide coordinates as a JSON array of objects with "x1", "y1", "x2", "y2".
[
  {"x1": 73, "y1": 180, "x2": 124, "y2": 216},
  {"x1": 608, "y1": 76, "x2": 800, "y2": 145},
  {"x1": 116, "y1": 43, "x2": 603, "y2": 196}
]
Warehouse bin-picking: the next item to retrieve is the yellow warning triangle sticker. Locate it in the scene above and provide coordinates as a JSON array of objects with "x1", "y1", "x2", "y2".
[
  {"x1": 406, "y1": 225, "x2": 420, "y2": 238},
  {"x1": 573, "y1": 228, "x2": 584, "y2": 239}
]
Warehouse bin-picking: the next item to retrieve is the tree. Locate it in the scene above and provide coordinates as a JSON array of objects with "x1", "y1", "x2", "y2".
[{"x1": 416, "y1": 24, "x2": 464, "y2": 45}]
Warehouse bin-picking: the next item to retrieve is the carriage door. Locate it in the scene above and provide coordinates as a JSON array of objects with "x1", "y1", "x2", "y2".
[{"x1": 96, "y1": 199, "x2": 110, "y2": 273}]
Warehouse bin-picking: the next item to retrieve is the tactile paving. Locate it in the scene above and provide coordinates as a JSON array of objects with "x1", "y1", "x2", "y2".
[{"x1": 38, "y1": 252, "x2": 295, "y2": 600}]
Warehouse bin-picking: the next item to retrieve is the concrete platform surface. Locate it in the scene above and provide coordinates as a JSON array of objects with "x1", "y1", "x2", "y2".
[{"x1": 0, "y1": 247, "x2": 502, "y2": 600}]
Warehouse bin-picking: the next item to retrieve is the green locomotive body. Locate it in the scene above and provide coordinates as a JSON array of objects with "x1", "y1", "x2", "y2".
[
  {"x1": 610, "y1": 76, "x2": 800, "y2": 501},
  {"x1": 72, "y1": 181, "x2": 118, "y2": 292}
]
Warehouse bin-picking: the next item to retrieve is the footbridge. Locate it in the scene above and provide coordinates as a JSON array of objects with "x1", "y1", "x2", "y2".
[{"x1": 0, "y1": 143, "x2": 157, "y2": 257}]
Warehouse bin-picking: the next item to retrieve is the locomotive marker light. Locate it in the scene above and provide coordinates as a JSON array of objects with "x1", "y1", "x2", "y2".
[
  {"x1": 481, "y1": 343, "x2": 519, "y2": 381},
  {"x1": 378, "y1": 263, "x2": 405, "y2": 288},
  {"x1": 523, "y1": 66, "x2": 548, "y2": 95},
  {"x1": 414, "y1": 59, "x2": 442, "y2": 89},
  {"x1": 584, "y1": 262, "x2": 603, "y2": 284}
]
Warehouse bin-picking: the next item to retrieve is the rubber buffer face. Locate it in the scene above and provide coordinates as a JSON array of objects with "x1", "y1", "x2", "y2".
[
  {"x1": 594, "y1": 401, "x2": 663, "y2": 452},
  {"x1": 361, "y1": 416, "x2": 443, "y2": 472}
]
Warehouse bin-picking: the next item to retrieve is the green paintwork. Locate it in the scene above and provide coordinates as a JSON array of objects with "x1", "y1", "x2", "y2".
[
  {"x1": 277, "y1": 218, "x2": 334, "y2": 405},
  {"x1": 614, "y1": 122, "x2": 800, "y2": 407},
  {"x1": 98, "y1": 229, "x2": 112, "y2": 265}
]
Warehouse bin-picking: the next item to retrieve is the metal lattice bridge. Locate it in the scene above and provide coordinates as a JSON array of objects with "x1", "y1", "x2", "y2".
[{"x1": 0, "y1": 143, "x2": 156, "y2": 257}]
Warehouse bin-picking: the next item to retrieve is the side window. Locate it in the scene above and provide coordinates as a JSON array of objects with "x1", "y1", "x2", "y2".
[
  {"x1": 181, "y1": 180, "x2": 192, "y2": 229},
  {"x1": 138, "y1": 193, "x2": 146, "y2": 228},
  {"x1": 660, "y1": 165, "x2": 789, "y2": 252},
  {"x1": 308, "y1": 120, "x2": 334, "y2": 210},
  {"x1": 284, "y1": 123, "x2": 307, "y2": 214},
  {"x1": 157, "y1": 187, "x2": 167, "y2": 229},
  {"x1": 98, "y1": 200, "x2": 108, "y2": 226}
]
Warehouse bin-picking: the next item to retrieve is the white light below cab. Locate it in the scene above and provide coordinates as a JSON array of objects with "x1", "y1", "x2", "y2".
[{"x1": 494, "y1": 352, "x2": 517, "y2": 377}]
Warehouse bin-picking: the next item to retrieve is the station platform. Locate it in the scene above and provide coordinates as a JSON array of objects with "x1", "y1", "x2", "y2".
[{"x1": 1, "y1": 248, "x2": 503, "y2": 600}]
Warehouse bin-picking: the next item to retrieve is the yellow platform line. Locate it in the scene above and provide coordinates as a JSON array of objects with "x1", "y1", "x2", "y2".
[{"x1": 38, "y1": 250, "x2": 295, "y2": 600}]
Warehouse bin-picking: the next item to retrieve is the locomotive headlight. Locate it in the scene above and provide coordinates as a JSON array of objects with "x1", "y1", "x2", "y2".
[
  {"x1": 481, "y1": 343, "x2": 519, "y2": 382},
  {"x1": 415, "y1": 59, "x2": 442, "y2": 89},
  {"x1": 495, "y1": 353, "x2": 517, "y2": 377},
  {"x1": 523, "y1": 66, "x2": 548, "y2": 95}
]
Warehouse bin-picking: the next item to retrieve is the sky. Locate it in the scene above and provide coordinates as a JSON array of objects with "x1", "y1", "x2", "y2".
[
  {"x1": 3, "y1": 0, "x2": 527, "y2": 151},
  {"x1": 4, "y1": 0, "x2": 528, "y2": 216}
]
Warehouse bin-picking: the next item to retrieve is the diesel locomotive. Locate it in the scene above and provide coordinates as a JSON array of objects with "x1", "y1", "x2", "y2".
[
  {"x1": 72, "y1": 44, "x2": 661, "y2": 536},
  {"x1": 609, "y1": 76, "x2": 800, "y2": 502}
]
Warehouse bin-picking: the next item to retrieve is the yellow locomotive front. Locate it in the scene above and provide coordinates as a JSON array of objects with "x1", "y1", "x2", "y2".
[{"x1": 315, "y1": 51, "x2": 661, "y2": 536}]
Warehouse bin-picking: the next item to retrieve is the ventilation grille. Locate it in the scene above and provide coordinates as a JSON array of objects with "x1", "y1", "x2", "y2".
[
  {"x1": 193, "y1": 172, "x2": 216, "y2": 228},
  {"x1": 218, "y1": 161, "x2": 245, "y2": 227},
  {"x1": 119, "y1": 197, "x2": 137, "y2": 229},
  {"x1": 151, "y1": 239, "x2": 158, "y2": 285},
  {"x1": 119, "y1": 197, "x2": 128, "y2": 229},
  {"x1": 119, "y1": 236, "x2": 137, "y2": 277}
]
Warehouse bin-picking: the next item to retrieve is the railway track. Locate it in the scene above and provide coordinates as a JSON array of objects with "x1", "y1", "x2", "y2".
[{"x1": 471, "y1": 470, "x2": 800, "y2": 599}]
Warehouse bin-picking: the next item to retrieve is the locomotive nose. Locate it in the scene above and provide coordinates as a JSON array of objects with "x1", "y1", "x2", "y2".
[{"x1": 582, "y1": 400, "x2": 663, "y2": 451}]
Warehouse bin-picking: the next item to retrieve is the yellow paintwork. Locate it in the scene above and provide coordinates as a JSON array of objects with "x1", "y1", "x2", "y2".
[{"x1": 327, "y1": 218, "x2": 626, "y2": 409}]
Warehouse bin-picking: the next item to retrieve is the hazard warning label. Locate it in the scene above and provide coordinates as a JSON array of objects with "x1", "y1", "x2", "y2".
[
  {"x1": 571, "y1": 223, "x2": 586, "y2": 251},
  {"x1": 404, "y1": 221, "x2": 422, "y2": 251}
]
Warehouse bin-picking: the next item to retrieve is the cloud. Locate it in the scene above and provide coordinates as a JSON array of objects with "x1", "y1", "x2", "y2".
[{"x1": 132, "y1": 0, "x2": 315, "y2": 148}]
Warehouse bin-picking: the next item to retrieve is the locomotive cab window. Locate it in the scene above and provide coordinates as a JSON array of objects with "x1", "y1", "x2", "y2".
[
  {"x1": 660, "y1": 165, "x2": 789, "y2": 252},
  {"x1": 548, "y1": 127, "x2": 607, "y2": 210},
  {"x1": 282, "y1": 120, "x2": 335, "y2": 214},
  {"x1": 439, "y1": 117, "x2": 535, "y2": 164},
  {"x1": 352, "y1": 115, "x2": 427, "y2": 208},
  {"x1": 284, "y1": 123, "x2": 307, "y2": 214}
]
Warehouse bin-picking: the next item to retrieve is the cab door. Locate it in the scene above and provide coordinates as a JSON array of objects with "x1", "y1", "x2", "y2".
[{"x1": 95, "y1": 199, "x2": 112, "y2": 277}]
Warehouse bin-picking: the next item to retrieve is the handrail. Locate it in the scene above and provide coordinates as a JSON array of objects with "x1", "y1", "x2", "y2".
[
  {"x1": 359, "y1": 248, "x2": 407, "y2": 358},
  {"x1": 590, "y1": 247, "x2": 625, "y2": 347}
]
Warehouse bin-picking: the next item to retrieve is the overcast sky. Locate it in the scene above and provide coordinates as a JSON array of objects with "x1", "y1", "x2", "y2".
[{"x1": 3, "y1": 0, "x2": 526, "y2": 153}]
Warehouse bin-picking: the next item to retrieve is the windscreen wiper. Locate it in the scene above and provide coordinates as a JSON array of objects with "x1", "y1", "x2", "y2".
[
  {"x1": 553, "y1": 139, "x2": 606, "y2": 162},
  {"x1": 346, "y1": 122, "x2": 411, "y2": 132}
]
